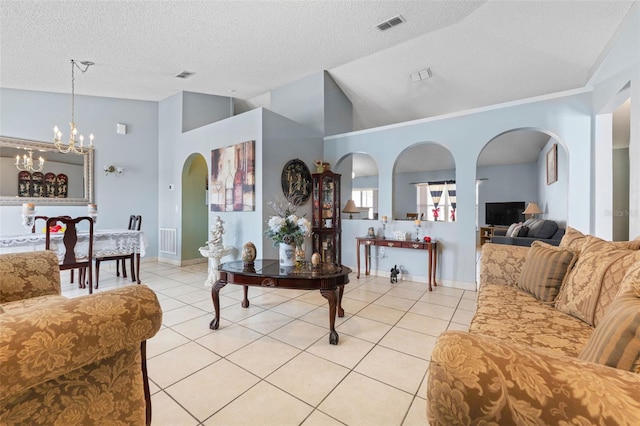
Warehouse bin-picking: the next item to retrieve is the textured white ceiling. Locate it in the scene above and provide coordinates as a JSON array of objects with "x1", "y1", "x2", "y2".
[{"x1": 0, "y1": 0, "x2": 634, "y2": 173}]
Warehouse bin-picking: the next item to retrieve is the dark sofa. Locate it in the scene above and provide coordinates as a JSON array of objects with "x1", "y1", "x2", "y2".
[{"x1": 490, "y1": 218, "x2": 565, "y2": 246}]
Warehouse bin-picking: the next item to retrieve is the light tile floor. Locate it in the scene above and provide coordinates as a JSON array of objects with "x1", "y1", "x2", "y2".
[{"x1": 61, "y1": 261, "x2": 477, "y2": 426}]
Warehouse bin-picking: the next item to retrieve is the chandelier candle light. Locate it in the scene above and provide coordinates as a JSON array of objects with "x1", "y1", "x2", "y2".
[
  {"x1": 53, "y1": 59, "x2": 95, "y2": 155},
  {"x1": 15, "y1": 150, "x2": 44, "y2": 172}
]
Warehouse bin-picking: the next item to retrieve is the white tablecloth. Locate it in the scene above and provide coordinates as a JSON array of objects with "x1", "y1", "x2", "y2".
[{"x1": 0, "y1": 229, "x2": 147, "y2": 261}]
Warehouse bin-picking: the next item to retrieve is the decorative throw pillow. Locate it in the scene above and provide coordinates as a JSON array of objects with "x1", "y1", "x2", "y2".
[
  {"x1": 527, "y1": 220, "x2": 559, "y2": 239},
  {"x1": 518, "y1": 241, "x2": 577, "y2": 302},
  {"x1": 555, "y1": 236, "x2": 640, "y2": 326},
  {"x1": 559, "y1": 226, "x2": 587, "y2": 253},
  {"x1": 506, "y1": 223, "x2": 519, "y2": 238},
  {"x1": 579, "y1": 263, "x2": 640, "y2": 373},
  {"x1": 510, "y1": 224, "x2": 527, "y2": 237}
]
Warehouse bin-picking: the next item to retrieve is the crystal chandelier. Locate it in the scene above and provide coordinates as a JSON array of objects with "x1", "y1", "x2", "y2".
[
  {"x1": 15, "y1": 150, "x2": 44, "y2": 172},
  {"x1": 53, "y1": 59, "x2": 95, "y2": 155}
]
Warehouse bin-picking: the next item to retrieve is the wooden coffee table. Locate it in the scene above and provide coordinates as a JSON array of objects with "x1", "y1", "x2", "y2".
[{"x1": 209, "y1": 259, "x2": 351, "y2": 344}]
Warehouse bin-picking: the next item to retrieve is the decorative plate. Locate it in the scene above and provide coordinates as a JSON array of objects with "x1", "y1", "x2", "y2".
[{"x1": 281, "y1": 159, "x2": 312, "y2": 205}]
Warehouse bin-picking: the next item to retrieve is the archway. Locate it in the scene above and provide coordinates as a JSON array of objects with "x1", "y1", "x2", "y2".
[
  {"x1": 335, "y1": 152, "x2": 378, "y2": 219},
  {"x1": 476, "y1": 129, "x2": 569, "y2": 241},
  {"x1": 393, "y1": 143, "x2": 456, "y2": 222},
  {"x1": 181, "y1": 153, "x2": 208, "y2": 262}
]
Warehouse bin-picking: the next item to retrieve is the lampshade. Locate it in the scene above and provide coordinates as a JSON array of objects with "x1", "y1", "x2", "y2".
[
  {"x1": 523, "y1": 202, "x2": 542, "y2": 215},
  {"x1": 342, "y1": 200, "x2": 359, "y2": 219}
]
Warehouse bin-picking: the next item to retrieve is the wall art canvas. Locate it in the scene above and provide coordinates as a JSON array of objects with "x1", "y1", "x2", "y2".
[{"x1": 210, "y1": 140, "x2": 255, "y2": 212}]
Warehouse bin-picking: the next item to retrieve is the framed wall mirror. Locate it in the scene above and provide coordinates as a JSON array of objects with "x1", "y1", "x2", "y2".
[{"x1": 0, "y1": 136, "x2": 94, "y2": 206}]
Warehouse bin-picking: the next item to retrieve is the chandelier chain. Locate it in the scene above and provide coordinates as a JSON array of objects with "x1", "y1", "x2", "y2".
[{"x1": 53, "y1": 59, "x2": 95, "y2": 155}]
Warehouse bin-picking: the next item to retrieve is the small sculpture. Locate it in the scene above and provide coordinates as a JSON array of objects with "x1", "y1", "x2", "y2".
[
  {"x1": 311, "y1": 252, "x2": 321, "y2": 268},
  {"x1": 210, "y1": 216, "x2": 225, "y2": 249},
  {"x1": 367, "y1": 226, "x2": 375, "y2": 238},
  {"x1": 390, "y1": 265, "x2": 399, "y2": 283},
  {"x1": 242, "y1": 242, "x2": 257, "y2": 265},
  {"x1": 200, "y1": 216, "x2": 233, "y2": 287}
]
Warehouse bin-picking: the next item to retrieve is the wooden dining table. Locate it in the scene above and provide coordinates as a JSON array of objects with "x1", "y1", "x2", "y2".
[{"x1": 0, "y1": 229, "x2": 147, "y2": 283}]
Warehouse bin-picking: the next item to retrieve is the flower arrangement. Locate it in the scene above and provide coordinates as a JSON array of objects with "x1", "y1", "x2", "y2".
[{"x1": 265, "y1": 198, "x2": 311, "y2": 246}]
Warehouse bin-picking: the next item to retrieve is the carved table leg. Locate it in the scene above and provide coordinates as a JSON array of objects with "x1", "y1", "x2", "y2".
[
  {"x1": 337, "y1": 285, "x2": 345, "y2": 317},
  {"x1": 209, "y1": 279, "x2": 227, "y2": 330},
  {"x1": 241, "y1": 285, "x2": 250, "y2": 308},
  {"x1": 321, "y1": 288, "x2": 339, "y2": 345}
]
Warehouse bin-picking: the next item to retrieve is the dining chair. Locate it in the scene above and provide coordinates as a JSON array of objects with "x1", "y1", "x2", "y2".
[
  {"x1": 46, "y1": 216, "x2": 94, "y2": 294},
  {"x1": 94, "y1": 215, "x2": 142, "y2": 288},
  {"x1": 34, "y1": 215, "x2": 85, "y2": 284}
]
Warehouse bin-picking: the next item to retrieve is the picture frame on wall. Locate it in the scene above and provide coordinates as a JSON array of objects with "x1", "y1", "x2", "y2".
[
  {"x1": 210, "y1": 140, "x2": 255, "y2": 212},
  {"x1": 546, "y1": 143, "x2": 557, "y2": 185}
]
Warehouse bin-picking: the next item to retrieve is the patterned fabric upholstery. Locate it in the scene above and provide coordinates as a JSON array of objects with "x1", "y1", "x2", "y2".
[
  {"x1": 427, "y1": 241, "x2": 640, "y2": 425},
  {"x1": 518, "y1": 241, "x2": 576, "y2": 302},
  {"x1": 0, "y1": 251, "x2": 61, "y2": 303},
  {"x1": 470, "y1": 284, "x2": 592, "y2": 357},
  {"x1": 555, "y1": 236, "x2": 640, "y2": 326},
  {"x1": 580, "y1": 263, "x2": 640, "y2": 373},
  {"x1": 0, "y1": 251, "x2": 162, "y2": 425},
  {"x1": 428, "y1": 331, "x2": 640, "y2": 426}
]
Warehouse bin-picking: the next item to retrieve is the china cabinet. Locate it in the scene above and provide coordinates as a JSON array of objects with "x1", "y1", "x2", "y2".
[{"x1": 311, "y1": 170, "x2": 341, "y2": 265}]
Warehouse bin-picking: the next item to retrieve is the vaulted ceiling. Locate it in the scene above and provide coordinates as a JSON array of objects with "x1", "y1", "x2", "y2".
[{"x1": 1, "y1": 1, "x2": 634, "y2": 173}]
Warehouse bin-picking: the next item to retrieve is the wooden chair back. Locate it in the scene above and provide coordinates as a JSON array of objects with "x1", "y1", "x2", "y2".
[
  {"x1": 33, "y1": 215, "x2": 71, "y2": 233},
  {"x1": 129, "y1": 215, "x2": 142, "y2": 231},
  {"x1": 46, "y1": 216, "x2": 94, "y2": 293}
]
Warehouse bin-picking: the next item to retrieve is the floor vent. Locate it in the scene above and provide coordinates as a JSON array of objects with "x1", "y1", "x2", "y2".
[{"x1": 159, "y1": 228, "x2": 177, "y2": 254}]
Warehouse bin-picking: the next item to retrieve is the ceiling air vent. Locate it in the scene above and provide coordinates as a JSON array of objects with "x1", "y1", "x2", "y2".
[
  {"x1": 175, "y1": 71, "x2": 195, "y2": 79},
  {"x1": 376, "y1": 15, "x2": 405, "y2": 31}
]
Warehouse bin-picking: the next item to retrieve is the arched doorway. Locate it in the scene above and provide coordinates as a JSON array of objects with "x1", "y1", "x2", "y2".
[{"x1": 181, "y1": 153, "x2": 209, "y2": 263}]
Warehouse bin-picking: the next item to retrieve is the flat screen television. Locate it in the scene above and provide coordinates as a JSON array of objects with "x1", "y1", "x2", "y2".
[{"x1": 485, "y1": 202, "x2": 525, "y2": 226}]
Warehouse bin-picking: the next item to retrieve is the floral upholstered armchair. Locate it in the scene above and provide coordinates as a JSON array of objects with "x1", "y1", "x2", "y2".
[{"x1": 0, "y1": 251, "x2": 162, "y2": 425}]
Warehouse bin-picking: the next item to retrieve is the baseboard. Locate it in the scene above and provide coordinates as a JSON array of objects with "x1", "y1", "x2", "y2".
[{"x1": 355, "y1": 267, "x2": 477, "y2": 292}]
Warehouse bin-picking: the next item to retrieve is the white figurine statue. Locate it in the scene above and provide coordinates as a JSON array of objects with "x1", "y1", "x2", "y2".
[{"x1": 199, "y1": 216, "x2": 233, "y2": 287}]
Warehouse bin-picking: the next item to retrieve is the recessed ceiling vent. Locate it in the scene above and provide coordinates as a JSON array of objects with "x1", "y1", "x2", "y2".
[
  {"x1": 376, "y1": 15, "x2": 405, "y2": 31},
  {"x1": 175, "y1": 71, "x2": 195, "y2": 79}
]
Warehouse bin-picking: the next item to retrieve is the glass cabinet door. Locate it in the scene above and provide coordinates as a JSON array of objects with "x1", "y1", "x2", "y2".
[{"x1": 311, "y1": 170, "x2": 341, "y2": 265}]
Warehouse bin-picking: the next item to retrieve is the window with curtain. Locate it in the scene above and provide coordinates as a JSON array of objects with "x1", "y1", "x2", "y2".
[{"x1": 416, "y1": 181, "x2": 456, "y2": 222}]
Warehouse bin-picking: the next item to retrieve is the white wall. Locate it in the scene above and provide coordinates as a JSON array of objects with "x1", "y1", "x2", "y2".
[
  {"x1": 0, "y1": 88, "x2": 160, "y2": 256},
  {"x1": 590, "y1": 3, "x2": 639, "y2": 239},
  {"x1": 326, "y1": 90, "x2": 594, "y2": 287}
]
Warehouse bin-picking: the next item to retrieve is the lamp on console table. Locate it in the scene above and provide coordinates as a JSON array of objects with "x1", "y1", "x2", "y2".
[
  {"x1": 342, "y1": 200, "x2": 359, "y2": 219},
  {"x1": 523, "y1": 202, "x2": 542, "y2": 220}
]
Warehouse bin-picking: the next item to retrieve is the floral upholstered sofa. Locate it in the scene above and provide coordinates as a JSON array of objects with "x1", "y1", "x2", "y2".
[
  {"x1": 0, "y1": 251, "x2": 162, "y2": 425},
  {"x1": 427, "y1": 228, "x2": 640, "y2": 425}
]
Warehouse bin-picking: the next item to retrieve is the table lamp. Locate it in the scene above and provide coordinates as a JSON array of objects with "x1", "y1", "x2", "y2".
[
  {"x1": 524, "y1": 202, "x2": 542, "y2": 219},
  {"x1": 342, "y1": 200, "x2": 359, "y2": 219}
]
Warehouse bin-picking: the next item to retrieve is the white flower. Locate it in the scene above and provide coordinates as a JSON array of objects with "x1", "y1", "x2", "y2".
[{"x1": 268, "y1": 216, "x2": 285, "y2": 233}]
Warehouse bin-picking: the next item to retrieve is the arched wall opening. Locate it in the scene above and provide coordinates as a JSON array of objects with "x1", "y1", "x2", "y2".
[
  {"x1": 393, "y1": 142, "x2": 456, "y2": 222},
  {"x1": 181, "y1": 153, "x2": 209, "y2": 263},
  {"x1": 476, "y1": 128, "x2": 569, "y2": 238},
  {"x1": 334, "y1": 152, "x2": 379, "y2": 220}
]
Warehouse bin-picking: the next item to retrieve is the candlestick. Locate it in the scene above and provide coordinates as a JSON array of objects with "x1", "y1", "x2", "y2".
[{"x1": 380, "y1": 216, "x2": 388, "y2": 240}]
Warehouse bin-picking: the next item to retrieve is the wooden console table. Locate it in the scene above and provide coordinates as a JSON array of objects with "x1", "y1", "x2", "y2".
[
  {"x1": 210, "y1": 260, "x2": 351, "y2": 345},
  {"x1": 356, "y1": 237, "x2": 437, "y2": 291}
]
